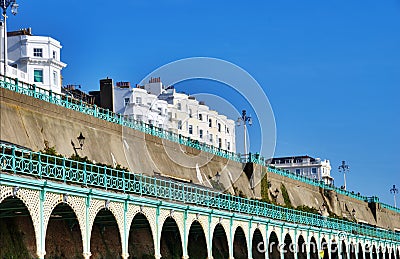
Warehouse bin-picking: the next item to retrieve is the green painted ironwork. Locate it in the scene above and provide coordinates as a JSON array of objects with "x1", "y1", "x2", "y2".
[
  {"x1": 0, "y1": 77, "x2": 398, "y2": 214},
  {"x1": 0, "y1": 143, "x2": 399, "y2": 242}
]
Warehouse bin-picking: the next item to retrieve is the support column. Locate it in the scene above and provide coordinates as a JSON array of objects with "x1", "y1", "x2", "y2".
[
  {"x1": 155, "y1": 206, "x2": 161, "y2": 259},
  {"x1": 248, "y1": 220, "x2": 253, "y2": 259},
  {"x1": 306, "y1": 230, "x2": 310, "y2": 259},
  {"x1": 229, "y1": 217, "x2": 234, "y2": 259},
  {"x1": 121, "y1": 200, "x2": 129, "y2": 259},
  {"x1": 182, "y1": 210, "x2": 188, "y2": 259},
  {"x1": 264, "y1": 225, "x2": 269, "y2": 259},
  {"x1": 37, "y1": 189, "x2": 46, "y2": 259},
  {"x1": 294, "y1": 228, "x2": 298, "y2": 259},
  {"x1": 208, "y1": 214, "x2": 213, "y2": 259},
  {"x1": 82, "y1": 195, "x2": 91, "y2": 259},
  {"x1": 280, "y1": 226, "x2": 284, "y2": 259}
]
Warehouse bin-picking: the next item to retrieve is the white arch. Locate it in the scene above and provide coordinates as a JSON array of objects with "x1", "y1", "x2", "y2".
[
  {"x1": 0, "y1": 186, "x2": 40, "y2": 256},
  {"x1": 43, "y1": 193, "x2": 86, "y2": 257},
  {"x1": 127, "y1": 211, "x2": 156, "y2": 257},
  {"x1": 159, "y1": 211, "x2": 184, "y2": 258},
  {"x1": 233, "y1": 225, "x2": 249, "y2": 257},
  {"x1": 187, "y1": 219, "x2": 208, "y2": 254}
]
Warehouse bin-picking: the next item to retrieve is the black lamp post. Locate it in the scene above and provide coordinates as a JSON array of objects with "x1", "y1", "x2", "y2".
[
  {"x1": 236, "y1": 110, "x2": 252, "y2": 155},
  {"x1": 338, "y1": 161, "x2": 349, "y2": 190},
  {"x1": 1, "y1": 0, "x2": 18, "y2": 78},
  {"x1": 390, "y1": 185, "x2": 398, "y2": 208},
  {"x1": 71, "y1": 132, "x2": 85, "y2": 156},
  {"x1": 215, "y1": 171, "x2": 221, "y2": 184}
]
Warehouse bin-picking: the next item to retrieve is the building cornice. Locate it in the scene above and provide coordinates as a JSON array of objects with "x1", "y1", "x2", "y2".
[{"x1": 18, "y1": 57, "x2": 67, "y2": 69}]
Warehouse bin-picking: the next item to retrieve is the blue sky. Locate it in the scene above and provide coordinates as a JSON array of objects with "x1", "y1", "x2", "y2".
[{"x1": 9, "y1": 0, "x2": 399, "y2": 205}]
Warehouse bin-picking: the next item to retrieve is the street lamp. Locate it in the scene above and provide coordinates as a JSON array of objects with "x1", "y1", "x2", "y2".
[
  {"x1": 1, "y1": 0, "x2": 19, "y2": 78},
  {"x1": 390, "y1": 185, "x2": 398, "y2": 208},
  {"x1": 71, "y1": 132, "x2": 85, "y2": 156},
  {"x1": 338, "y1": 161, "x2": 349, "y2": 190},
  {"x1": 236, "y1": 109, "x2": 252, "y2": 155}
]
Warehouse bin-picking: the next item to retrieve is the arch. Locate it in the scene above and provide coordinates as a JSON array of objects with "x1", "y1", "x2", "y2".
[
  {"x1": 365, "y1": 244, "x2": 371, "y2": 259},
  {"x1": 372, "y1": 245, "x2": 378, "y2": 259},
  {"x1": 160, "y1": 216, "x2": 183, "y2": 259},
  {"x1": 43, "y1": 192, "x2": 87, "y2": 257},
  {"x1": 0, "y1": 186, "x2": 41, "y2": 257},
  {"x1": 252, "y1": 228, "x2": 265, "y2": 259},
  {"x1": 45, "y1": 202, "x2": 83, "y2": 258},
  {"x1": 128, "y1": 212, "x2": 155, "y2": 259},
  {"x1": 310, "y1": 236, "x2": 318, "y2": 259},
  {"x1": 284, "y1": 233, "x2": 295, "y2": 259},
  {"x1": 188, "y1": 220, "x2": 207, "y2": 259},
  {"x1": 212, "y1": 223, "x2": 229, "y2": 259},
  {"x1": 0, "y1": 196, "x2": 37, "y2": 258},
  {"x1": 269, "y1": 231, "x2": 280, "y2": 259},
  {"x1": 358, "y1": 243, "x2": 364, "y2": 259},
  {"x1": 90, "y1": 208, "x2": 122, "y2": 258},
  {"x1": 385, "y1": 247, "x2": 390, "y2": 259},
  {"x1": 297, "y1": 235, "x2": 307, "y2": 259},
  {"x1": 233, "y1": 226, "x2": 248, "y2": 259},
  {"x1": 379, "y1": 246, "x2": 384, "y2": 259},
  {"x1": 390, "y1": 247, "x2": 395, "y2": 259},
  {"x1": 350, "y1": 242, "x2": 356, "y2": 259},
  {"x1": 321, "y1": 238, "x2": 329, "y2": 259},
  {"x1": 331, "y1": 239, "x2": 339, "y2": 259}
]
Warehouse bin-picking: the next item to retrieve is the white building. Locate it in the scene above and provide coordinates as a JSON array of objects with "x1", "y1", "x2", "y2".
[
  {"x1": 113, "y1": 78, "x2": 236, "y2": 152},
  {"x1": 270, "y1": 155, "x2": 334, "y2": 185},
  {"x1": 114, "y1": 81, "x2": 169, "y2": 130},
  {"x1": 0, "y1": 27, "x2": 66, "y2": 94}
]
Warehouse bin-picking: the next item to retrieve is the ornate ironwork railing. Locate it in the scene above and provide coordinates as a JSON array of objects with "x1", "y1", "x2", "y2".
[
  {"x1": 0, "y1": 77, "x2": 398, "y2": 214},
  {"x1": 0, "y1": 144, "x2": 399, "y2": 242}
]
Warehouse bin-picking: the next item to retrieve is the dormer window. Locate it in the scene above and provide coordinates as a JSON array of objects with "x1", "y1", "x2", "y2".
[{"x1": 34, "y1": 48, "x2": 43, "y2": 57}]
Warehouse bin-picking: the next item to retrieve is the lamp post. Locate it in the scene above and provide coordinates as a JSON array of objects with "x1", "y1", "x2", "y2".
[
  {"x1": 338, "y1": 160, "x2": 349, "y2": 190},
  {"x1": 1, "y1": 0, "x2": 18, "y2": 78},
  {"x1": 390, "y1": 185, "x2": 398, "y2": 208},
  {"x1": 71, "y1": 132, "x2": 85, "y2": 156},
  {"x1": 236, "y1": 109, "x2": 252, "y2": 155}
]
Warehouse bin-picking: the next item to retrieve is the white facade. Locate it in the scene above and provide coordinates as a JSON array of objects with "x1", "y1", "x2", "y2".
[
  {"x1": 114, "y1": 85, "x2": 169, "y2": 130},
  {"x1": 0, "y1": 27, "x2": 66, "y2": 94},
  {"x1": 113, "y1": 78, "x2": 236, "y2": 152},
  {"x1": 270, "y1": 156, "x2": 334, "y2": 185}
]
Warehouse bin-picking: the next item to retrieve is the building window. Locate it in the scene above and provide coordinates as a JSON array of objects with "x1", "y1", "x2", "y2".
[
  {"x1": 178, "y1": 120, "x2": 182, "y2": 130},
  {"x1": 189, "y1": 109, "x2": 192, "y2": 118},
  {"x1": 227, "y1": 142, "x2": 230, "y2": 150},
  {"x1": 34, "y1": 69, "x2": 43, "y2": 83},
  {"x1": 168, "y1": 112, "x2": 172, "y2": 122},
  {"x1": 124, "y1": 98, "x2": 130, "y2": 106},
  {"x1": 295, "y1": 169, "x2": 301, "y2": 175},
  {"x1": 208, "y1": 119, "x2": 212, "y2": 127},
  {"x1": 199, "y1": 114, "x2": 203, "y2": 121},
  {"x1": 312, "y1": 168, "x2": 317, "y2": 175},
  {"x1": 218, "y1": 138, "x2": 222, "y2": 148},
  {"x1": 218, "y1": 123, "x2": 221, "y2": 132},
  {"x1": 199, "y1": 129, "x2": 203, "y2": 139},
  {"x1": 136, "y1": 115, "x2": 143, "y2": 121},
  {"x1": 189, "y1": 125, "x2": 193, "y2": 134},
  {"x1": 33, "y1": 48, "x2": 43, "y2": 57},
  {"x1": 226, "y1": 126, "x2": 229, "y2": 134},
  {"x1": 209, "y1": 134, "x2": 213, "y2": 143},
  {"x1": 177, "y1": 103, "x2": 182, "y2": 110},
  {"x1": 53, "y1": 71, "x2": 58, "y2": 85},
  {"x1": 52, "y1": 51, "x2": 57, "y2": 59},
  {"x1": 136, "y1": 97, "x2": 142, "y2": 104}
]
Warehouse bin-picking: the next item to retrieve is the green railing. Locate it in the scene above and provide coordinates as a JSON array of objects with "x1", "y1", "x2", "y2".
[
  {"x1": 0, "y1": 77, "x2": 397, "y2": 214},
  {"x1": 0, "y1": 144, "x2": 399, "y2": 242}
]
